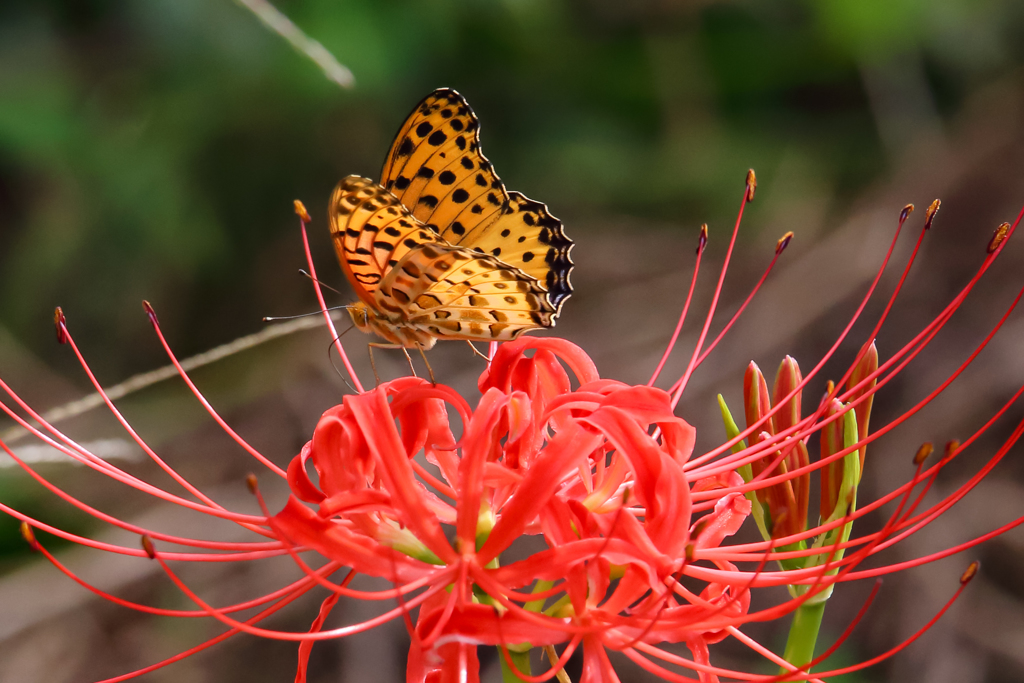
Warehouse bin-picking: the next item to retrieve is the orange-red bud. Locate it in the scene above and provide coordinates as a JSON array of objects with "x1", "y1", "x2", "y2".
[
  {"x1": 743, "y1": 361, "x2": 774, "y2": 437},
  {"x1": 846, "y1": 342, "x2": 878, "y2": 467},
  {"x1": 772, "y1": 356, "x2": 802, "y2": 434}
]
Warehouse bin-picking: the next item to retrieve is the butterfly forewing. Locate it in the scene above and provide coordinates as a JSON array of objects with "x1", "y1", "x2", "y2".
[
  {"x1": 381, "y1": 89, "x2": 509, "y2": 238},
  {"x1": 329, "y1": 176, "x2": 444, "y2": 304}
]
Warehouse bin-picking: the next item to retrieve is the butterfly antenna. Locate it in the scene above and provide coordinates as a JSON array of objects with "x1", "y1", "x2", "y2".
[
  {"x1": 264, "y1": 305, "x2": 353, "y2": 322},
  {"x1": 299, "y1": 269, "x2": 343, "y2": 295},
  {"x1": 326, "y1": 322, "x2": 360, "y2": 392}
]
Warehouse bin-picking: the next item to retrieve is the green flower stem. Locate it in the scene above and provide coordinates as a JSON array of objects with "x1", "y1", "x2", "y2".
[
  {"x1": 525, "y1": 580, "x2": 555, "y2": 613},
  {"x1": 781, "y1": 408, "x2": 862, "y2": 673},
  {"x1": 500, "y1": 647, "x2": 533, "y2": 682},
  {"x1": 717, "y1": 395, "x2": 771, "y2": 541},
  {"x1": 780, "y1": 600, "x2": 826, "y2": 675}
]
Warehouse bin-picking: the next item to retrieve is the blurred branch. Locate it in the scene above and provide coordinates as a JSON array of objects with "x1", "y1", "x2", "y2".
[
  {"x1": 0, "y1": 315, "x2": 333, "y2": 445},
  {"x1": 234, "y1": 0, "x2": 355, "y2": 88},
  {"x1": 1, "y1": 438, "x2": 140, "y2": 467}
]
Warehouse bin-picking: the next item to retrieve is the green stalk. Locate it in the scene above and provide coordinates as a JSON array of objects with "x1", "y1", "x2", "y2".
[
  {"x1": 717, "y1": 395, "x2": 771, "y2": 540},
  {"x1": 499, "y1": 647, "x2": 533, "y2": 682},
  {"x1": 780, "y1": 409, "x2": 861, "y2": 673},
  {"x1": 780, "y1": 600, "x2": 826, "y2": 675}
]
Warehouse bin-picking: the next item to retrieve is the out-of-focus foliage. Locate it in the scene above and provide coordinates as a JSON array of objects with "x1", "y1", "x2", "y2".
[{"x1": 1, "y1": 0, "x2": 1023, "y2": 378}]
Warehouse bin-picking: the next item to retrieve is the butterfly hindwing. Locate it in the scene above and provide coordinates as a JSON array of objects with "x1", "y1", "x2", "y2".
[
  {"x1": 445, "y1": 191, "x2": 573, "y2": 312},
  {"x1": 375, "y1": 243, "x2": 555, "y2": 341}
]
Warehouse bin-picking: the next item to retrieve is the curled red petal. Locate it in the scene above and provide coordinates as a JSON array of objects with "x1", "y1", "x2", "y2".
[{"x1": 287, "y1": 441, "x2": 326, "y2": 504}]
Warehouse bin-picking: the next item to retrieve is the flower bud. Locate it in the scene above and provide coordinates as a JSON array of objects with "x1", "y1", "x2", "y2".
[
  {"x1": 819, "y1": 399, "x2": 846, "y2": 520},
  {"x1": 743, "y1": 361, "x2": 774, "y2": 438},
  {"x1": 846, "y1": 342, "x2": 877, "y2": 469},
  {"x1": 772, "y1": 356, "x2": 802, "y2": 435}
]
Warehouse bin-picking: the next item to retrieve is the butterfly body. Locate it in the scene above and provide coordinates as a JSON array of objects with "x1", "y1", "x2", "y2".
[{"x1": 330, "y1": 89, "x2": 573, "y2": 350}]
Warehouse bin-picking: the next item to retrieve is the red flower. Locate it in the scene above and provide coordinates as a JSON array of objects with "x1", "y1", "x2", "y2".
[{"x1": 2, "y1": 179, "x2": 1024, "y2": 683}]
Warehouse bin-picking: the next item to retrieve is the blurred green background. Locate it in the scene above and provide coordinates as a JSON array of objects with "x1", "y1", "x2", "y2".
[
  {"x1": 2, "y1": 0, "x2": 1022, "y2": 378},
  {"x1": 4, "y1": 1, "x2": 1024, "y2": 682}
]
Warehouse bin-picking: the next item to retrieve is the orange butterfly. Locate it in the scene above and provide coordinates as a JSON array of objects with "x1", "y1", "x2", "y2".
[{"x1": 328, "y1": 88, "x2": 573, "y2": 372}]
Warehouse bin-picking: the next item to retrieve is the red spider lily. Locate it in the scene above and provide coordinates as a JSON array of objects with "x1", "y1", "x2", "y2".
[{"x1": 2, "y1": 176, "x2": 1024, "y2": 683}]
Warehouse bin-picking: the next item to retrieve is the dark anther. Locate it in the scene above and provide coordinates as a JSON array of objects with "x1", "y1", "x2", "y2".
[
  {"x1": 142, "y1": 300, "x2": 159, "y2": 326},
  {"x1": 141, "y1": 535, "x2": 157, "y2": 559},
  {"x1": 20, "y1": 522, "x2": 39, "y2": 551},
  {"x1": 899, "y1": 204, "x2": 914, "y2": 224},
  {"x1": 776, "y1": 231, "x2": 794, "y2": 255},
  {"x1": 924, "y1": 199, "x2": 941, "y2": 230},
  {"x1": 54, "y1": 307, "x2": 68, "y2": 345},
  {"x1": 293, "y1": 200, "x2": 311, "y2": 222}
]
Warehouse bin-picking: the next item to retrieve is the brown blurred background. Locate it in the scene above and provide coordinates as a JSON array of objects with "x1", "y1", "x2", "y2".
[{"x1": 2, "y1": 0, "x2": 1024, "y2": 681}]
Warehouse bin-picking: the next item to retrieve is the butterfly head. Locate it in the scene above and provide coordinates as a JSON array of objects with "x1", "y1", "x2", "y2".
[{"x1": 346, "y1": 301, "x2": 373, "y2": 334}]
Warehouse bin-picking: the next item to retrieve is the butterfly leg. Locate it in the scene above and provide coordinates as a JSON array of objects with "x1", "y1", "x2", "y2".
[
  {"x1": 368, "y1": 342, "x2": 405, "y2": 387},
  {"x1": 415, "y1": 342, "x2": 436, "y2": 386},
  {"x1": 400, "y1": 347, "x2": 419, "y2": 379},
  {"x1": 465, "y1": 341, "x2": 490, "y2": 362}
]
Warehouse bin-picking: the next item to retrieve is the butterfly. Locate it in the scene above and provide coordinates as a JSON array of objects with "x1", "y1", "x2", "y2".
[{"x1": 328, "y1": 88, "x2": 573, "y2": 364}]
